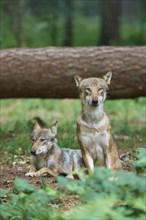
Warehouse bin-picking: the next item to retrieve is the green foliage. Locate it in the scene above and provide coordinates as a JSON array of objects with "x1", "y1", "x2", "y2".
[
  {"x1": 73, "y1": 15, "x2": 100, "y2": 46},
  {"x1": 1, "y1": 1, "x2": 145, "y2": 48},
  {"x1": 58, "y1": 167, "x2": 146, "y2": 220},
  {"x1": 1, "y1": 150, "x2": 146, "y2": 220},
  {"x1": 120, "y1": 21, "x2": 146, "y2": 46},
  {"x1": 0, "y1": 178, "x2": 61, "y2": 220},
  {"x1": 133, "y1": 148, "x2": 146, "y2": 174}
]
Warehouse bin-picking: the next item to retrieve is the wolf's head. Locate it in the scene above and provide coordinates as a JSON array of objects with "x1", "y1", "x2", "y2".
[
  {"x1": 74, "y1": 72, "x2": 112, "y2": 107},
  {"x1": 30, "y1": 121, "x2": 58, "y2": 156}
]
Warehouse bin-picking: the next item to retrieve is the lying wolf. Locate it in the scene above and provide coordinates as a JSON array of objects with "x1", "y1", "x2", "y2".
[{"x1": 25, "y1": 121, "x2": 84, "y2": 179}]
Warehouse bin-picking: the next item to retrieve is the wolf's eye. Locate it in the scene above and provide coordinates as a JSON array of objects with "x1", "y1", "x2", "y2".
[
  {"x1": 40, "y1": 138, "x2": 45, "y2": 142},
  {"x1": 98, "y1": 88, "x2": 103, "y2": 92},
  {"x1": 31, "y1": 138, "x2": 35, "y2": 142},
  {"x1": 50, "y1": 137, "x2": 54, "y2": 142},
  {"x1": 86, "y1": 87, "x2": 91, "y2": 92}
]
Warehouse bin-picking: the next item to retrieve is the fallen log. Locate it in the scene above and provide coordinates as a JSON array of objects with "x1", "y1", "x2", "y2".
[{"x1": 0, "y1": 46, "x2": 145, "y2": 99}]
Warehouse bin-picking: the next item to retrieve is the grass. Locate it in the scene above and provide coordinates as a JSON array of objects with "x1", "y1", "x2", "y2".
[{"x1": 0, "y1": 98, "x2": 145, "y2": 158}]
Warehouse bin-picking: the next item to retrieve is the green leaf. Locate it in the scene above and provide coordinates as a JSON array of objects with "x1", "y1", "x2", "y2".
[
  {"x1": 0, "y1": 189, "x2": 9, "y2": 198},
  {"x1": 14, "y1": 178, "x2": 35, "y2": 193}
]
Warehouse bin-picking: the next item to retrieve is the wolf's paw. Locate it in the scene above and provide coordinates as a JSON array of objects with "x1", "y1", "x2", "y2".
[
  {"x1": 25, "y1": 172, "x2": 36, "y2": 177},
  {"x1": 113, "y1": 160, "x2": 122, "y2": 170}
]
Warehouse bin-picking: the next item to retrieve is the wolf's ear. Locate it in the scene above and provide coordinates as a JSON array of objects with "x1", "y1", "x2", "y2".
[
  {"x1": 103, "y1": 72, "x2": 112, "y2": 85},
  {"x1": 74, "y1": 75, "x2": 83, "y2": 87},
  {"x1": 51, "y1": 121, "x2": 58, "y2": 136},
  {"x1": 34, "y1": 122, "x2": 41, "y2": 130}
]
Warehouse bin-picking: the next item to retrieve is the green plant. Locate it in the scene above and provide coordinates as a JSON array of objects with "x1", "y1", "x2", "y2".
[
  {"x1": 133, "y1": 148, "x2": 146, "y2": 175},
  {"x1": 58, "y1": 167, "x2": 145, "y2": 220},
  {"x1": 0, "y1": 178, "x2": 62, "y2": 220}
]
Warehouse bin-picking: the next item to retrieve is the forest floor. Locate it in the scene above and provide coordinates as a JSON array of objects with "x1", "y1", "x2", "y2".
[
  {"x1": 0, "y1": 148, "x2": 136, "y2": 210},
  {"x1": 0, "y1": 98, "x2": 145, "y2": 211},
  {"x1": 0, "y1": 152, "x2": 81, "y2": 211}
]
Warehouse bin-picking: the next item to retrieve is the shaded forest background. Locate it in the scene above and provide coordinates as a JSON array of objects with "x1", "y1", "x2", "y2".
[{"x1": 1, "y1": 0, "x2": 146, "y2": 49}]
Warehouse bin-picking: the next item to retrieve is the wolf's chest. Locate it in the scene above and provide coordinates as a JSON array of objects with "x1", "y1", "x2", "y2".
[
  {"x1": 46, "y1": 155, "x2": 58, "y2": 171},
  {"x1": 80, "y1": 129, "x2": 109, "y2": 148},
  {"x1": 35, "y1": 159, "x2": 46, "y2": 170},
  {"x1": 79, "y1": 128, "x2": 110, "y2": 162},
  {"x1": 34, "y1": 155, "x2": 56, "y2": 171}
]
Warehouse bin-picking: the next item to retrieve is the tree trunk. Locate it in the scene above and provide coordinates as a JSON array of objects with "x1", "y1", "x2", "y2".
[
  {"x1": 99, "y1": 0, "x2": 121, "y2": 45},
  {"x1": 0, "y1": 47, "x2": 145, "y2": 99},
  {"x1": 50, "y1": 14, "x2": 58, "y2": 46},
  {"x1": 6, "y1": 0, "x2": 25, "y2": 47},
  {"x1": 63, "y1": 0, "x2": 73, "y2": 46}
]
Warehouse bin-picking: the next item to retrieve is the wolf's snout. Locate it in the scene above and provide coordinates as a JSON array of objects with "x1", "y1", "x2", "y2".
[
  {"x1": 31, "y1": 149, "x2": 36, "y2": 156},
  {"x1": 92, "y1": 99, "x2": 98, "y2": 106}
]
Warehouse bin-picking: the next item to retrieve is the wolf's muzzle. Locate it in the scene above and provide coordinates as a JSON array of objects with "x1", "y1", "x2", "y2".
[
  {"x1": 31, "y1": 149, "x2": 37, "y2": 156},
  {"x1": 92, "y1": 99, "x2": 98, "y2": 106}
]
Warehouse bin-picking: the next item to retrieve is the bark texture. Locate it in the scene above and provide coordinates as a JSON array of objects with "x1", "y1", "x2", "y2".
[{"x1": 0, "y1": 47, "x2": 145, "y2": 99}]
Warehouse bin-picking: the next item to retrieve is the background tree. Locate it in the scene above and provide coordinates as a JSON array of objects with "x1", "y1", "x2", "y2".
[
  {"x1": 63, "y1": 0, "x2": 74, "y2": 46},
  {"x1": 1, "y1": 0, "x2": 145, "y2": 48},
  {"x1": 3, "y1": 0, "x2": 25, "y2": 47},
  {"x1": 99, "y1": 0, "x2": 121, "y2": 45}
]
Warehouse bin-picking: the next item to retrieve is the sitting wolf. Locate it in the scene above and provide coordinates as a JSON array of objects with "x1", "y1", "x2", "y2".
[
  {"x1": 74, "y1": 72, "x2": 121, "y2": 173},
  {"x1": 25, "y1": 121, "x2": 84, "y2": 179}
]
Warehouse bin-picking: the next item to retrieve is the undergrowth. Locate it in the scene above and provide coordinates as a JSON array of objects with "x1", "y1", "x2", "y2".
[{"x1": 0, "y1": 148, "x2": 145, "y2": 220}]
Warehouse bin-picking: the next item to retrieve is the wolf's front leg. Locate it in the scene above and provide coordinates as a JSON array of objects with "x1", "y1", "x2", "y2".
[
  {"x1": 106, "y1": 151, "x2": 122, "y2": 170},
  {"x1": 25, "y1": 164, "x2": 36, "y2": 177},
  {"x1": 106, "y1": 136, "x2": 122, "y2": 170},
  {"x1": 83, "y1": 152, "x2": 94, "y2": 174},
  {"x1": 34, "y1": 167, "x2": 58, "y2": 177}
]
